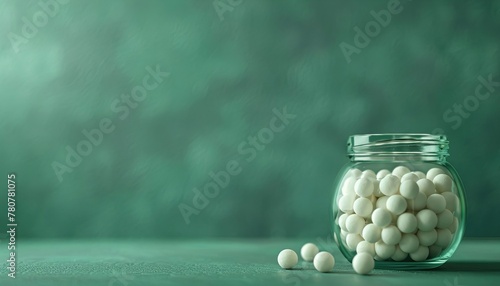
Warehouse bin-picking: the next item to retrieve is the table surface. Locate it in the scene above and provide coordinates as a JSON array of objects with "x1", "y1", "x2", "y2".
[{"x1": 1, "y1": 239, "x2": 499, "y2": 286}]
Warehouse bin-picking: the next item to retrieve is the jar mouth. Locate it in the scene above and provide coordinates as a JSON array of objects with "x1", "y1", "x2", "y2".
[{"x1": 347, "y1": 133, "x2": 449, "y2": 161}]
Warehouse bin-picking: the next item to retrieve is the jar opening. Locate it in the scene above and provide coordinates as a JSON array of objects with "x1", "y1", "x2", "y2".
[{"x1": 347, "y1": 133, "x2": 449, "y2": 162}]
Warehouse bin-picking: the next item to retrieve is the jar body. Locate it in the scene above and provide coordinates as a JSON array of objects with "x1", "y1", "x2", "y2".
[{"x1": 332, "y1": 160, "x2": 466, "y2": 270}]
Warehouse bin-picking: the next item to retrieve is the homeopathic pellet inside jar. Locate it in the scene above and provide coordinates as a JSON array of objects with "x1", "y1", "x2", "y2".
[{"x1": 332, "y1": 134, "x2": 466, "y2": 270}]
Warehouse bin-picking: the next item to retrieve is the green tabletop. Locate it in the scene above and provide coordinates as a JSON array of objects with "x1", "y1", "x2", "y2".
[{"x1": 1, "y1": 239, "x2": 499, "y2": 285}]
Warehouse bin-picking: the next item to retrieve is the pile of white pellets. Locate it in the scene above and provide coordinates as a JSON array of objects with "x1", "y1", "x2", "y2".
[
  {"x1": 336, "y1": 166, "x2": 460, "y2": 263},
  {"x1": 278, "y1": 242, "x2": 374, "y2": 275}
]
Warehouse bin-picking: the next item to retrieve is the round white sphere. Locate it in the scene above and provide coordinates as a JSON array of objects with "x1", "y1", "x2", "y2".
[
  {"x1": 361, "y1": 170, "x2": 376, "y2": 180},
  {"x1": 406, "y1": 191, "x2": 427, "y2": 211},
  {"x1": 435, "y1": 228, "x2": 452, "y2": 248},
  {"x1": 400, "y1": 180, "x2": 419, "y2": 199},
  {"x1": 379, "y1": 175, "x2": 400, "y2": 196},
  {"x1": 433, "y1": 174, "x2": 453, "y2": 193},
  {"x1": 352, "y1": 253, "x2": 374, "y2": 275},
  {"x1": 401, "y1": 172, "x2": 419, "y2": 183},
  {"x1": 339, "y1": 194, "x2": 356, "y2": 213},
  {"x1": 339, "y1": 213, "x2": 349, "y2": 231},
  {"x1": 416, "y1": 179, "x2": 436, "y2": 197},
  {"x1": 346, "y1": 214, "x2": 365, "y2": 234},
  {"x1": 426, "y1": 168, "x2": 445, "y2": 181},
  {"x1": 362, "y1": 223, "x2": 381, "y2": 243},
  {"x1": 277, "y1": 249, "x2": 298, "y2": 269},
  {"x1": 417, "y1": 229, "x2": 437, "y2": 246},
  {"x1": 437, "y1": 209, "x2": 454, "y2": 229},
  {"x1": 416, "y1": 209, "x2": 438, "y2": 231},
  {"x1": 346, "y1": 234, "x2": 363, "y2": 251},
  {"x1": 386, "y1": 195, "x2": 408, "y2": 215},
  {"x1": 353, "y1": 197, "x2": 374, "y2": 218},
  {"x1": 441, "y1": 192, "x2": 458, "y2": 212},
  {"x1": 375, "y1": 241, "x2": 396, "y2": 259},
  {"x1": 348, "y1": 168, "x2": 363, "y2": 178},
  {"x1": 375, "y1": 196, "x2": 389, "y2": 209},
  {"x1": 342, "y1": 176, "x2": 357, "y2": 195},
  {"x1": 391, "y1": 245, "x2": 408, "y2": 261},
  {"x1": 381, "y1": 225, "x2": 402, "y2": 245},
  {"x1": 399, "y1": 234, "x2": 419, "y2": 253},
  {"x1": 356, "y1": 241, "x2": 375, "y2": 256},
  {"x1": 413, "y1": 171, "x2": 426, "y2": 180},
  {"x1": 448, "y1": 217, "x2": 459, "y2": 234},
  {"x1": 397, "y1": 213, "x2": 418, "y2": 234},
  {"x1": 392, "y1": 166, "x2": 411, "y2": 178},
  {"x1": 427, "y1": 194, "x2": 446, "y2": 214},
  {"x1": 300, "y1": 243, "x2": 319, "y2": 262},
  {"x1": 372, "y1": 208, "x2": 392, "y2": 228},
  {"x1": 376, "y1": 169, "x2": 391, "y2": 180},
  {"x1": 313, "y1": 251, "x2": 335, "y2": 272},
  {"x1": 410, "y1": 246, "x2": 429, "y2": 261},
  {"x1": 354, "y1": 177, "x2": 374, "y2": 197}
]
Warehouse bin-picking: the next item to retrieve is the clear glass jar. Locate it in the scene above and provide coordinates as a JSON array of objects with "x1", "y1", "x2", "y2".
[{"x1": 332, "y1": 134, "x2": 466, "y2": 270}]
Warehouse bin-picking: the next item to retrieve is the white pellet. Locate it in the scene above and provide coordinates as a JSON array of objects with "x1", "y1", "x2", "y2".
[
  {"x1": 300, "y1": 243, "x2": 319, "y2": 262},
  {"x1": 354, "y1": 177, "x2": 374, "y2": 197},
  {"x1": 435, "y1": 228, "x2": 452, "y2": 248},
  {"x1": 352, "y1": 253, "x2": 374, "y2": 275},
  {"x1": 397, "y1": 213, "x2": 418, "y2": 234},
  {"x1": 437, "y1": 209, "x2": 454, "y2": 229},
  {"x1": 392, "y1": 166, "x2": 411, "y2": 179},
  {"x1": 346, "y1": 214, "x2": 365, "y2": 234},
  {"x1": 400, "y1": 180, "x2": 419, "y2": 199},
  {"x1": 346, "y1": 233, "x2": 363, "y2": 251},
  {"x1": 371, "y1": 208, "x2": 392, "y2": 228},
  {"x1": 410, "y1": 246, "x2": 429, "y2": 261},
  {"x1": 353, "y1": 197, "x2": 374, "y2": 218},
  {"x1": 417, "y1": 229, "x2": 438, "y2": 246},
  {"x1": 342, "y1": 176, "x2": 357, "y2": 195},
  {"x1": 428, "y1": 245, "x2": 442, "y2": 258},
  {"x1": 386, "y1": 195, "x2": 407, "y2": 215},
  {"x1": 433, "y1": 174, "x2": 453, "y2": 193},
  {"x1": 372, "y1": 180, "x2": 383, "y2": 197},
  {"x1": 427, "y1": 194, "x2": 446, "y2": 214},
  {"x1": 361, "y1": 170, "x2": 376, "y2": 179},
  {"x1": 339, "y1": 194, "x2": 356, "y2": 213},
  {"x1": 339, "y1": 213, "x2": 349, "y2": 231},
  {"x1": 441, "y1": 192, "x2": 458, "y2": 212},
  {"x1": 413, "y1": 171, "x2": 426, "y2": 180},
  {"x1": 381, "y1": 225, "x2": 402, "y2": 245},
  {"x1": 362, "y1": 223, "x2": 382, "y2": 243},
  {"x1": 426, "y1": 168, "x2": 445, "y2": 181},
  {"x1": 406, "y1": 191, "x2": 427, "y2": 211},
  {"x1": 376, "y1": 169, "x2": 391, "y2": 180},
  {"x1": 379, "y1": 175, "x2": 400, "y2": 196},
  {"x1": 313, "y1": 251, "x2": 335, "y2": 272},
  {"x1": 277, "y1": 249, "x2": 298, "y2": 269},
  {"x1": 401, "y1": 172, "x2": 419, "y2": 182},
  {"x1": 448, "y1": 217, "x2": 459, "y2": 233},
  {"x1": 399, "y1": 233, "x2": 419, "y2": 253},
  {"x1": 348, "y1": 168, "x2": 363, "y2": 178},
  {"x1": 416, "y1": 179, "x2": 436, "y2": 197},
  {"x1": 375, "y1": 196, "x2": 389, "y2": 209},
  {"x1": 356, "y1": 241, "x2": 375, "y2": 256},
  {"x1": 375, "y1": 241, "x2": 396, "y2": 259},
  {"x1": 391, "y1": 245, "x2": 408, "y2": 261},
  {"x1": 416, "y1": 209, "x2": 438, "y2": 231}
]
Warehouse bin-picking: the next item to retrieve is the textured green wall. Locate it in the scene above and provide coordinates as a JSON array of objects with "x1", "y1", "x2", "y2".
[{"x1": 0, "y1": 0, "x2": 499, "y2": 239}]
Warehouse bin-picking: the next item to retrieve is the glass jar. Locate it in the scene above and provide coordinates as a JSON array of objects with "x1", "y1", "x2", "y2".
[{"x1": 332, "y1": 134, "x2": 466, "y2": 270}]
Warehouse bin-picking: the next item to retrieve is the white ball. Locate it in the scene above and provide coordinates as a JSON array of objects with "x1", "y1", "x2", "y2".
[
  {"x1": 435, "y1": 228, "x2": 452, "y2": 248},
  {"x1": 353, "y1": 197, "x2": 374, "y2": 218},
  {"x1": 437, "y1": 209, "x2": 454, "y2": 229},
  {"x1": 375, "y1": 196, "x2": 389, "y2": 209},
  {"x1": 416, "y1": 179, "x2": 436, "y2": 197},
  {"x1": 375, "y1": 241, "x2": 396, "y2": 259},
  {"x1": 346, "y1": 234, "x2": 363, "y2": 251},
  {"x1": 441, "y1": 192, "x2": 458, "y2": 212},
  {"x1": 372, "y1": 180, "x2": 383, "y2": 197},
  {"x1": 391, "y1": 245, "x2": 408, "y2": 261},
  {"x1": 339, "y1": 194, "x2": 356, "y2": 213},
  {"x1": 428, "y1": 245, "x2": 443, "y2": 258},
  {"x1": 372, "y1": 208, "x2": 392, "y2": 228},
  {"x1": 277, "y1": 249, "x2": 298, "y2": 269},
  {"x1": 376, "y1": 169, "x2": 391, "y2": 180},
  {"x1": 401, "y1": 172, "x2": 419, "y2": 182},
  {"x1": 356, "y1": 241, "x2": 375, "y2": 256},
  {"x1": 300, "y1": 243, "x2": 319, "y2": 262},
  {"x1": 400, "y1": 180, "x2": 419, "y2": 199},
  {"x1": 313, "y1": 251, "x2": 335, "y2": 272},
  {"x1": 417, "y1": 229, "x2": 437, "y2": 246},
  {"x1": 410, "y1": 246, "x2": 429, "y2": 261},
  {"x1": 362, "y1": 223, "x2": 381, "y2": 243},
  {"x1": 381, "y1": 225, "x2": 402, "y2": 245},
  {"x1": 448, "y1": 217, "x2": 459, "y2": 234},
  {"x1": 361, "y1": 170, "x2": 376, "y2": 179},
  {"x1": 413, "y1": 171, "x2": 426, "y2": 180},
  {"x1": 399, "y1": 234, "x2": 419, "y2": 253},
  {"x1": 416, "y1": 209, "x2": 438, "y2": 231},
  {"x1": 426, "y1": 168, "x2": 445, "y2": 181},
  {"x1": 427, "y1": 194, "x2": 446, "y2": 214},
  {"x1": 406, "y1": 191, "x2": 427, "y2": 211},
  {"x1": 397, "y1": 213, "x2": 418, "y2": 234},
  {"x1": 392, "y1": 166, "x2": 411, "y2": 178},
  {"x1": 346, "y1": 214, "x2": 365, "y2": 234},
  {"x1": 433, "y1": 174, "x2": 453, "y2": 193},
  {"x1": 348, "y1": 168, "x2": 363, "y2": 178},
  {"x1": 386, "y1": 195, "x2": 407, "y2": 215},
  {"x1": 342, "y1": 176, "x2": 357, "y2": 195},
  {"x1": 355, "y1": 177, "x2": 374, "y2": 197},
  {"x1": 379, "y1": 175, "x2": 400, "y2": 196},
  {"x1": 339, "y1": 213, "x2": 349, "y2": 231},
  {"x1": 352, "y1": 253, "x2": 375, "y2": 274}
]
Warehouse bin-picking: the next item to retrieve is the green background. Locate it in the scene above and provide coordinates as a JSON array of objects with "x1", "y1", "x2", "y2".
[{"x1": 1, "y1": 0, "x2": 500, "y2": 240}]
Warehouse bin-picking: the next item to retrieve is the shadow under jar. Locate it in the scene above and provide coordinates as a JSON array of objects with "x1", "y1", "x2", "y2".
[{"x1": 332, "y1": 134, "x2": 466, "y2": 270}]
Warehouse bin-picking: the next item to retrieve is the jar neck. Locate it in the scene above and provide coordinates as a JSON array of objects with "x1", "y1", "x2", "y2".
[{"x1": 347, "y1": 134, "x2": 449, "y2": 163}]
